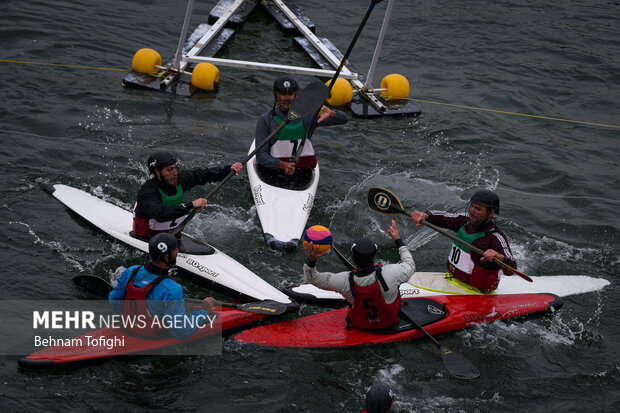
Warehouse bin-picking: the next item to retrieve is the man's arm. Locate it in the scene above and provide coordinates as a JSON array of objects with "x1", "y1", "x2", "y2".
[
  {"x1": 303, "y1": 264, "x2": 353, "y2": 304},
  {"x1": 255, "y1": 114, "x2": 281, "y2": 170},
  {"x1": 137, "y1": 185, "x2": 192, "y2": 222},
  {"x1": 180, "y1": 166, "x2": 233, "y2": 189}
]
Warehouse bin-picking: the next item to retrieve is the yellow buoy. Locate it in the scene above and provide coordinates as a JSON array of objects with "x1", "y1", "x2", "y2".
[
  {"x1": 325, "y1": 78, "x2": 353, "y2": 106},
  {"x1": 131, "y1": 48, "x2": 161, "y2": 74},
  {"x1": 191, "y1": 62, "x2": 220, "y2": 91},
  {"x1": 380, "y1": 74, "x2": 410, "y2": 99}
]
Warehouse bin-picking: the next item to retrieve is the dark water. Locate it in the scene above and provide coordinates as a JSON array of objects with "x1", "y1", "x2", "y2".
[{"x1": 1, "y1": 0, "x2": 619, "y2": 411}]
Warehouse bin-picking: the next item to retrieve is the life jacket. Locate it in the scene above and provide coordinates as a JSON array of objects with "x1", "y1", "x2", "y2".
[
  {"x1": 122, "y1": 266, "x2": 173, "y2": 338},
  {"x1": 347, "y1": 266, "x2": 402, "y2": 330},
  {"x1": 446, "y1": 223, "x2": 500, "y2": 292},
  {"x1": 132, "y1": 184, "x2": 188, "y2": 238},
  {"x1": 270, "y1": 114, "x2": 317, "y2": 170}
]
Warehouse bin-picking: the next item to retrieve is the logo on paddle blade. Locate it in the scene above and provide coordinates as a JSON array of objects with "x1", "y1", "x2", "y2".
[{"x1": 373, "y1": 192, "x2": 391, "y2": 211}]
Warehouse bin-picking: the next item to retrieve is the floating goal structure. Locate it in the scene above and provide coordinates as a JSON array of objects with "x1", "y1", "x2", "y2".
[{"x1": 122, "y1": 0, "x2": 420, "y2": 118}]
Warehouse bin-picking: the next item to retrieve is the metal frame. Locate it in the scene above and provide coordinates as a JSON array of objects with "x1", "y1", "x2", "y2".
[{"x1": 167, "y1": 0, "x2": 395, "y2": 112}]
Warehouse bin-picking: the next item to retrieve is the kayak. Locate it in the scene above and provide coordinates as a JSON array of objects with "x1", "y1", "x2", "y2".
[
  {"x1": 247, "y1": 140, "x2": 319, "y2": 251},
  {"x1": 19, "y1": 304, "x2": 267, "y2": 368},
  {"x1": 48, "y1": 184, "x2": 293, "y2": 305},
  {"x1": 285, "y1": 271, "x2": 610, "y2": 304},
  {"x1": 235, "y1": 293, "x2": 562, "y2": 348}
]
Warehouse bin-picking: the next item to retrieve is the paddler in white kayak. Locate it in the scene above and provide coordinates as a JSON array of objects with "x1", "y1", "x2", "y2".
[
  {"x1": 132, "y1": 151, "x2": 243, "y2": 239},
  {"x1": 303, "y1": 220, "x2": 415, "y2": 330},
  {"x1": 109, "y1": 233, "x2": 216, "y2": 339},
  {"x1": 410, "y1": 189, "x2": 516, "y2": 292},
  {"x1": 255, "y1": 75, "x2": 348, "y2": 183}
]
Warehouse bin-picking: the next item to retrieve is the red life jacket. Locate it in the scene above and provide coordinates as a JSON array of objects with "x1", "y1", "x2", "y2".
[
  {"x1": 122, "y1": 266, "x2": 172, "y2": 338},
  {"x1": 132, "y1": 206, "x2": 151, "y2": 238},
  {"x1": 347, "y1": 266, "x2": 402, "y2": 330}
]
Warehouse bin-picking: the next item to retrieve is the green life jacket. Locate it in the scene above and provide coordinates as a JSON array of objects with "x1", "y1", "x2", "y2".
[
  {"x1": 158, "y1": 185, "x2": 184, "y2": 206},
  {"x1": 273, "y1": 115, "x2": 305, "y2": 141}
]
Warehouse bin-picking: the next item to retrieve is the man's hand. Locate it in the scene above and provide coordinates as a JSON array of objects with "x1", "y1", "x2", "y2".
[
  {"x1": 387, "y1": 220, "x2": 401, "y2": 242},
  {"x1": 480, "y1": 249, "x2": 504, "y2": 263},
  {"x1": 192, "y1": 198, "x2": 208, "y2": 209},
  {"x1": 202, "y1": 297, "x2": 216, "y2": 312},
  {"x1": 317, "y1": 105, "x2": 336, "y2": 123},
  {"x1": 303, "y1": 242, "x2": 328, "y2": 262},
  {"x1": 231, "y1": 162, "x2": 243, "y2": 175},
  {"x1": 410, "y1": 210, "x2": 428, "y2": 227},
  {"x1": 279, "y1": 160, "x2": 296, "y2": 176}
]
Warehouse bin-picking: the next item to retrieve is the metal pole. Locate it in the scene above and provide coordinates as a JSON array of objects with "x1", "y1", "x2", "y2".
[
  {"x1": 365, "y1": 0, "x2": 395, "y2": 90},
  {"x1": 173, "y1": 0, "x2": 196, "y2": 70}
]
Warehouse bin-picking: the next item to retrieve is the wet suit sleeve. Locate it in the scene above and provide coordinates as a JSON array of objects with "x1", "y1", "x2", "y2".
[
  {"x1": 303, "y1": 264, "x2": 354, "y2": 304},
  {"x1": 380, "y1": 245, "x2": 417, "y2": 304},
  {"x1": 255, "y1": 112, "x2": 281, "y2": 171},
  {"x1": 311, "y1": 109, "x2": 349, "y2": 129},
  {"x1": 425, "y1": 211, "x2": 468, "y2": 232},
  {"x1": 108, "y1": 267, "x2": 133, "y2": 313},
  {"x1": 472, "y1": 230, "x2": 517, "y2": 274},
  {"x1": 179, "y1": 166, "x2": 232, "y2": 191}
]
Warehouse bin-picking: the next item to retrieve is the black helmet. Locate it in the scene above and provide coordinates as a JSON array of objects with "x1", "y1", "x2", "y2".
[
  {"x1": 148, "y1": 233, "x2": 178, "y2": 262},
  {"x1": 148, "y1": 151, "x2": 177, "y2": 175},
  {"x1": 365, "y1": 382, "x2": 394, "y2": 413},
  {"x1": 470, "y1": 189, "x2": 500, "y2": 214},
  {"x1": 273, "y1": 75, "x2": 298, "y2": 94},
  {"x1": 351, "y1": 237, "x2": 377, "y2": 269}
]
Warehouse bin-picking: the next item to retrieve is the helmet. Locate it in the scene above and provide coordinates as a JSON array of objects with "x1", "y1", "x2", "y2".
[
  {"x1": 365, "y1": 382, "x2": 394, "y2": 413},
  {"x1": 350, "y1": 237, "x2": 377, "y2": 269},
  {"x1": 148, "y1": 233, "x2": 178, "y2": 262},
  {"x1": 148, "y1": 152, "x2": 177, "y2": 175},
  {"x1": 273, "y1": 75, "x2": 298, "y2": 94},
  {"x1": 470, "y1": 189, "x2": 500, "y2": 214}
]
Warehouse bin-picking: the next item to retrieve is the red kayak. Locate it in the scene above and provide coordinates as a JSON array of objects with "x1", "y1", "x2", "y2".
[
  {"x1": 19, "y1": 305, "x2": 268, "y2": 368},
  {"x1": 235, "y1": 293, "x2": 562, "y2": 348}
]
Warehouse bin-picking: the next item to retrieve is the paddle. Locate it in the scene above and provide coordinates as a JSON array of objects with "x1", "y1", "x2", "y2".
[
  {"x1": 327, "y1": 243, "x2": 479, "y2": 379},
  {"x1": 71, "y1": 274, "x2": 288, "y2": 315},
  {"x1": 171, "y1": 81, "x2": 329, "y2": 236},
  {"x1": 291, "y1": 0, "x2": 385, "y2": 163},
  {"x1": 367, "y1": 187, "x2": 533, "y2": 283}
]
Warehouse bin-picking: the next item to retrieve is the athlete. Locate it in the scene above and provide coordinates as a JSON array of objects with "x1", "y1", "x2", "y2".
[
  {"x1": 255, "y1": 75, "x2": 348, "y2": 180},
  {"x1": 359, "y1": 382, "x2": 395, "y2": 413},
  {"x1": 303, "y1": 220, "x2": 416, "y2": 330},
  {"x1": 109, "y1": 233, "x2": 216, "y2": 339},
  {"x1": 132, "y1": 151, "x2": 243, "y2": 239},
  {"x1": 410, "y1": 189, "x2": 516, "y2": 292}
]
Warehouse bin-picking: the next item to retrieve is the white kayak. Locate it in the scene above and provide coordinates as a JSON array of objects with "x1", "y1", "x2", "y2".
[
  {"x1": 287, "y1": 271, "x2": 610, "y2": 303},
  {"x1": 247, "y1": 140, "x2": 319, "y2": 251},
  {"x1": 50, "y1": 184, "x2": 293, "y2": 305}
]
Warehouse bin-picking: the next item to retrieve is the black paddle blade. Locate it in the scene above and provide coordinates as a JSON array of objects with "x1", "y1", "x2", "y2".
[
  {"x1": 72, "y1": 274, "x2": 113, "y2": 297},
  {"x1": 287, "y1": 82, "x2": 329, "y2": 121},
  {"x1": 367, "y1": 187, "x2": 407, "y2": 215},
  {"x1": 219, "y1": 300, "x2": 288, "y2": 315},
  {"x1": 439, "y1": 345, "x2": 481, "y2": 379}
]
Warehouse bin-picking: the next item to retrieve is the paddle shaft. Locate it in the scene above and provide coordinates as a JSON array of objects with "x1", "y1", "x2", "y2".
[
  {"x1": 292, "y1": 0, "x2": 383, "y2": 162},
  {"x1": 173, "y1": 95, "x2": 315, "y2": 236}
]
